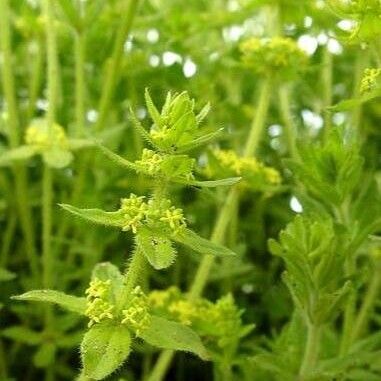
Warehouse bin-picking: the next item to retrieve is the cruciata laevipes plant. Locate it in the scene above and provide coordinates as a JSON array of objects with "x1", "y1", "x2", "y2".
[
  {"x1": 12, "y1": 90, "x2": 242, "y2": 380},
  {"x1": 1, "y1": 0, "x2": 381, "y2": 380}
]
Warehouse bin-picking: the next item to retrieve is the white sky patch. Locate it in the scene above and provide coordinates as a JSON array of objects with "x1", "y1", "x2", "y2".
[
  {"x1": 333, "y1": 112, "x2": 346, "y2": 125},
  {"x1": 227, "y1": 0, "x2": 240, "y2": 12},
  {"x1": 223, "y1": 25, "x2": 244, "y2": 42},
  {"x1": 147, "y1": 28, "x2": 159, "y2": 43},
  {"x1": 124, "y1": 37, "x2": 133, "y2": 53},
  {"x1": 162, "y1": 51, "x2": 182, "y2": 66},
  {"x1": 183, "y1": 58, "x2": 197, "y2": 78},
  {"x1": 149, "y1": 54, "x2": 160, "y2": 67},
  {"x1": 87, "y1": 109, "x2": 98, "y2": 123},
  {"x1": 338, "y1": 19, "x2": 356, "y2": 32},
  {"x1": 328, "y1": 38, "x2": 343, "y2": 55},
  {"x1": 304, "y1": 16, "x2": 313, "y2": 28},
  {"x1": 136, "y1": 107, "x2": 147, "y2": 120},
  {"x1": 36, "y1": 99, "x2": 48, "y2": 111},
  {"x1": 298, "y1": 34, "x2": 318, "y2": 56},
  {"x1": 290, "y1": 196, "x2": 303, "y2": 213},
  {"x1": 317, "y1": 32, "x2": 329, "y2": 45},
  {"x1": 268, "y1": 124, "x2": 282, "y2": 137},
  {"x1": 302, "y1": 109, "x2": 323, "y2": 131}
]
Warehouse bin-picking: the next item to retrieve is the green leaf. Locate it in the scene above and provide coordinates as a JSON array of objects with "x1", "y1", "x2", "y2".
[
  {"x1": 0, "y1": 267, "x2": 16, "y2": 281},
  {"x1": 91, "y1": 262, "x2": 124, "y2": 303},
  {"x1": 177, "y1": 128, "x2": 223, "y2": 153},
  {"x1": 96, "y1": 143, "x2": 139, "y2": 172},
  {"x1": 177, "y1": 176, "x2": 241, "y2": 188},
  {"x1": 81, "y1": 324, "x2": 132, "y2": 380},
  {"x1": 43, "y1": 148, "x2": 73, "y2": 169},
  {"x1": 57, "y1": 0, "x2": 82, "y2": 30},
  {"x1": 12, "y1": 290, "x2": 86, "y2": 315},
  {"x1": 0, "y1": 145, "x2": 36, "y2": 166},
  {"x1": 140, "y1": 316, "x2": 209, "y2": 360},
  {"x1": 33, "y1": 342, "x2": 56, "y2": 368},
  {"x1": 136, "y1": 230, "x2": 176, "y2": 270},
  {"x1": 59, "y1": 203, "x2": 124, "y2": 228},
  {"x1": 145, "y1": 88, "x2": 163, "y2": 129},
  {"x1": 128, "y1": 107, "x2": 158, "y2": 149},
  {"x1": 69, "y1": 138, "x2": 96, "y2": 150},
  {"x1": 174, "y1": 228, "x2": 236, "y2": 257},
  {"x1": 2, "y1": 326, "x2": 42, "y2": 345}
]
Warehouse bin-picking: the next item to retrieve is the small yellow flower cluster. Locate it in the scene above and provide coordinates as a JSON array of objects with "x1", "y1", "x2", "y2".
[
  {"x1": 240, "y1": 37, "x2": 307, "y2": 76},
  {"x1": 85, "y1": 279, "x2": 114, "y2": 327},
  {"x1": 120, "y1": 194, "x2": 149, "y2": 233},
  {"x1": 360, "y1": 68, "x2": 381, "y2": 94},
  {"x1": 213, "y1": 149, "x2": 281, "y2": 185},
  {"x1": 148, "y1": 288, "x2": 246, "y2": 349},
  {"x1": 207, "y1": 294, "x2": 242, "y2": 348},
  {"x1": 25, "y1": 122, "x2": 69, "y2": 152},
  {"x1": 168, "y1": 300, "x2": 199, "y2": 326},
  {"x1": 148, "y1": 286, "x2": 180, "y2": 308},
  {"x1": 119, "y1": 195, "x2": 187, "y2": 235},
  {"x1": 135, "y1": 149, "x2": 164, "y2": 175},
  {"x1": 150, "y1": 125, "x2": 170, "y2": 142},
  {"x1": 121, "y1": 286, "x2": 151, "y2": 336},
  {"x1": 159, "y1": 206, "x2": 187, "y2": 234}
]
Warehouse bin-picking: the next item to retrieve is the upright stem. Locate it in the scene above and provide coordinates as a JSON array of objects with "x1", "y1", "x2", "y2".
[
  {"x1": 148, "y1": 77, "x2": 273, "y2": 381},
  {"x1": 118, "y1": 247, "x2": 146, "y2": 310},
  {"x1": 322, "y1": 47, "x2": 333, "y2": 142},
  {"x1": 279, "y1": 84, "x2": 298, "y2": 158},
  {"x1": 95, "y1": 0, "x2": 140, "y2": 132},
  {"x1": 351, "y1": 259, "x2": 381, "y2": 343},
  {"x1": 42, "y1": 1, "x2": 58, "y2": 379},
  {"x1": 299, "y1": 323, "x2": 321, "y2": 380},
  {"x1": 0, "y1": 0, "x2": 38, "y2": 278},
  {"x1": 75, "y1": 30, "x2": 86, "y2": 137}
]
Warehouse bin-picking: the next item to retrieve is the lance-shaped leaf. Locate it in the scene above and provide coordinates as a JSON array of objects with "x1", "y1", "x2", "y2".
[
  {"x1": 59, "y1": 204, "x2": 124, "y2": 228},
  {"x1": 0, "y1": 267, "x2": 16, "y2": 281},
  {"x1": 43, "y1": 148, "x2": 73, "y2": 169},
  {"x1": 81, "y1": 324, "x2": 132, "y2": 380},
  {"x1": 173, "y1": 229, "x2": 236, "y2": 257},
  {"x1": 12, "y1": 290, "x2": 86, "y2": 315},
  {"x1": 128, "y1": 107, "x2": 159, "y2": 149},
  {"x1": 2, "y1": 326, "x2": 42, "y2": 345},
  {"x1": 95, "y1": 143, "x2": 139, "y2": 172},
  {"x1": 176, "y1": 128, "x2": 223, "y2": 153},
  {"x1": 136, "y1": 230, "x2": 176, "y2": 270},
  {"x1": 144, "y1": 88, "x2": 163, "y2": 129},
  {"x1": 140, "y1": 316, "x2": 209, "y2": 360},
  {"x1": 0, "y1": 145, "x2": 36, "y2": 166},
  {"x1": 176, "y1": 176, "x2": 241, "y2": 188}
]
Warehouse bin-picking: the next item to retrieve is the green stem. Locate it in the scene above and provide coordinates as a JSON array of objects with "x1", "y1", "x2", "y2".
[
  {"x1": 351, "y1": 260, "x2": 381, "y2": 343},
  {"x1": 351, "y1": 50, "x2": 368, "y2": 140},
  {"x1": 322, "y1": 47, "x2": 333, "y2": 142},
  {"x1": 27, "y1": 38, "x2": 44, "y2": 122},
  {"x1": 299, "y1": 323, "x2": 321, "y2": 380},
  {"x1": 0, "y1": 211, "x2": 16, "y2": 267},
  {"x1": 148, "y1": 77, "x2": 273, "y2": 381},
  {"x1": 75, "y1": 30, "x2": 86, "y2": 137},
  {"x1": 118, "y1": 246, "x2": 146, "y2": 310},
  {"x1": 278, "y1": 84, "x2": 298, "y2": 158},
  {"x1": 42, "y1": 165, "x2": 53, "y2": 289},
  {"x1": 0, "y1": 0, "x2": 39, "y2": 278},
  {"x1": 95, "y1": 0, "x2": 140, "y2": 132}
]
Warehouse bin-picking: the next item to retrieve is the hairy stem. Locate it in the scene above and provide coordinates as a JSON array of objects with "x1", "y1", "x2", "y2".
[
  {"x1": 95, "y1": 0, "x2": 140, "y2": 132},
  {"x1": 75, "y1": 30, "x2": 86, "y2": 137},
  {"x1": 148, "y1": 77, "x2": 273, "y2": 381},
  {"x1": 299, "y1": 323, "x2": 321, "y2": 379},
  {"x1": 0, "y1": 0, "x2": 38, "y2": 278},
  {"x1": 351, "y1": 260, "x2": 381, "y2": 343},
  {"x1": 322, "y1": 47, "x2": 333, "y2": 142},
  {"x1": 279, "y1": 84, "x2": 298, "y2": 158},
  {"x1": 118, "y1": 246, "x2": 146, "y2": 310}
]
